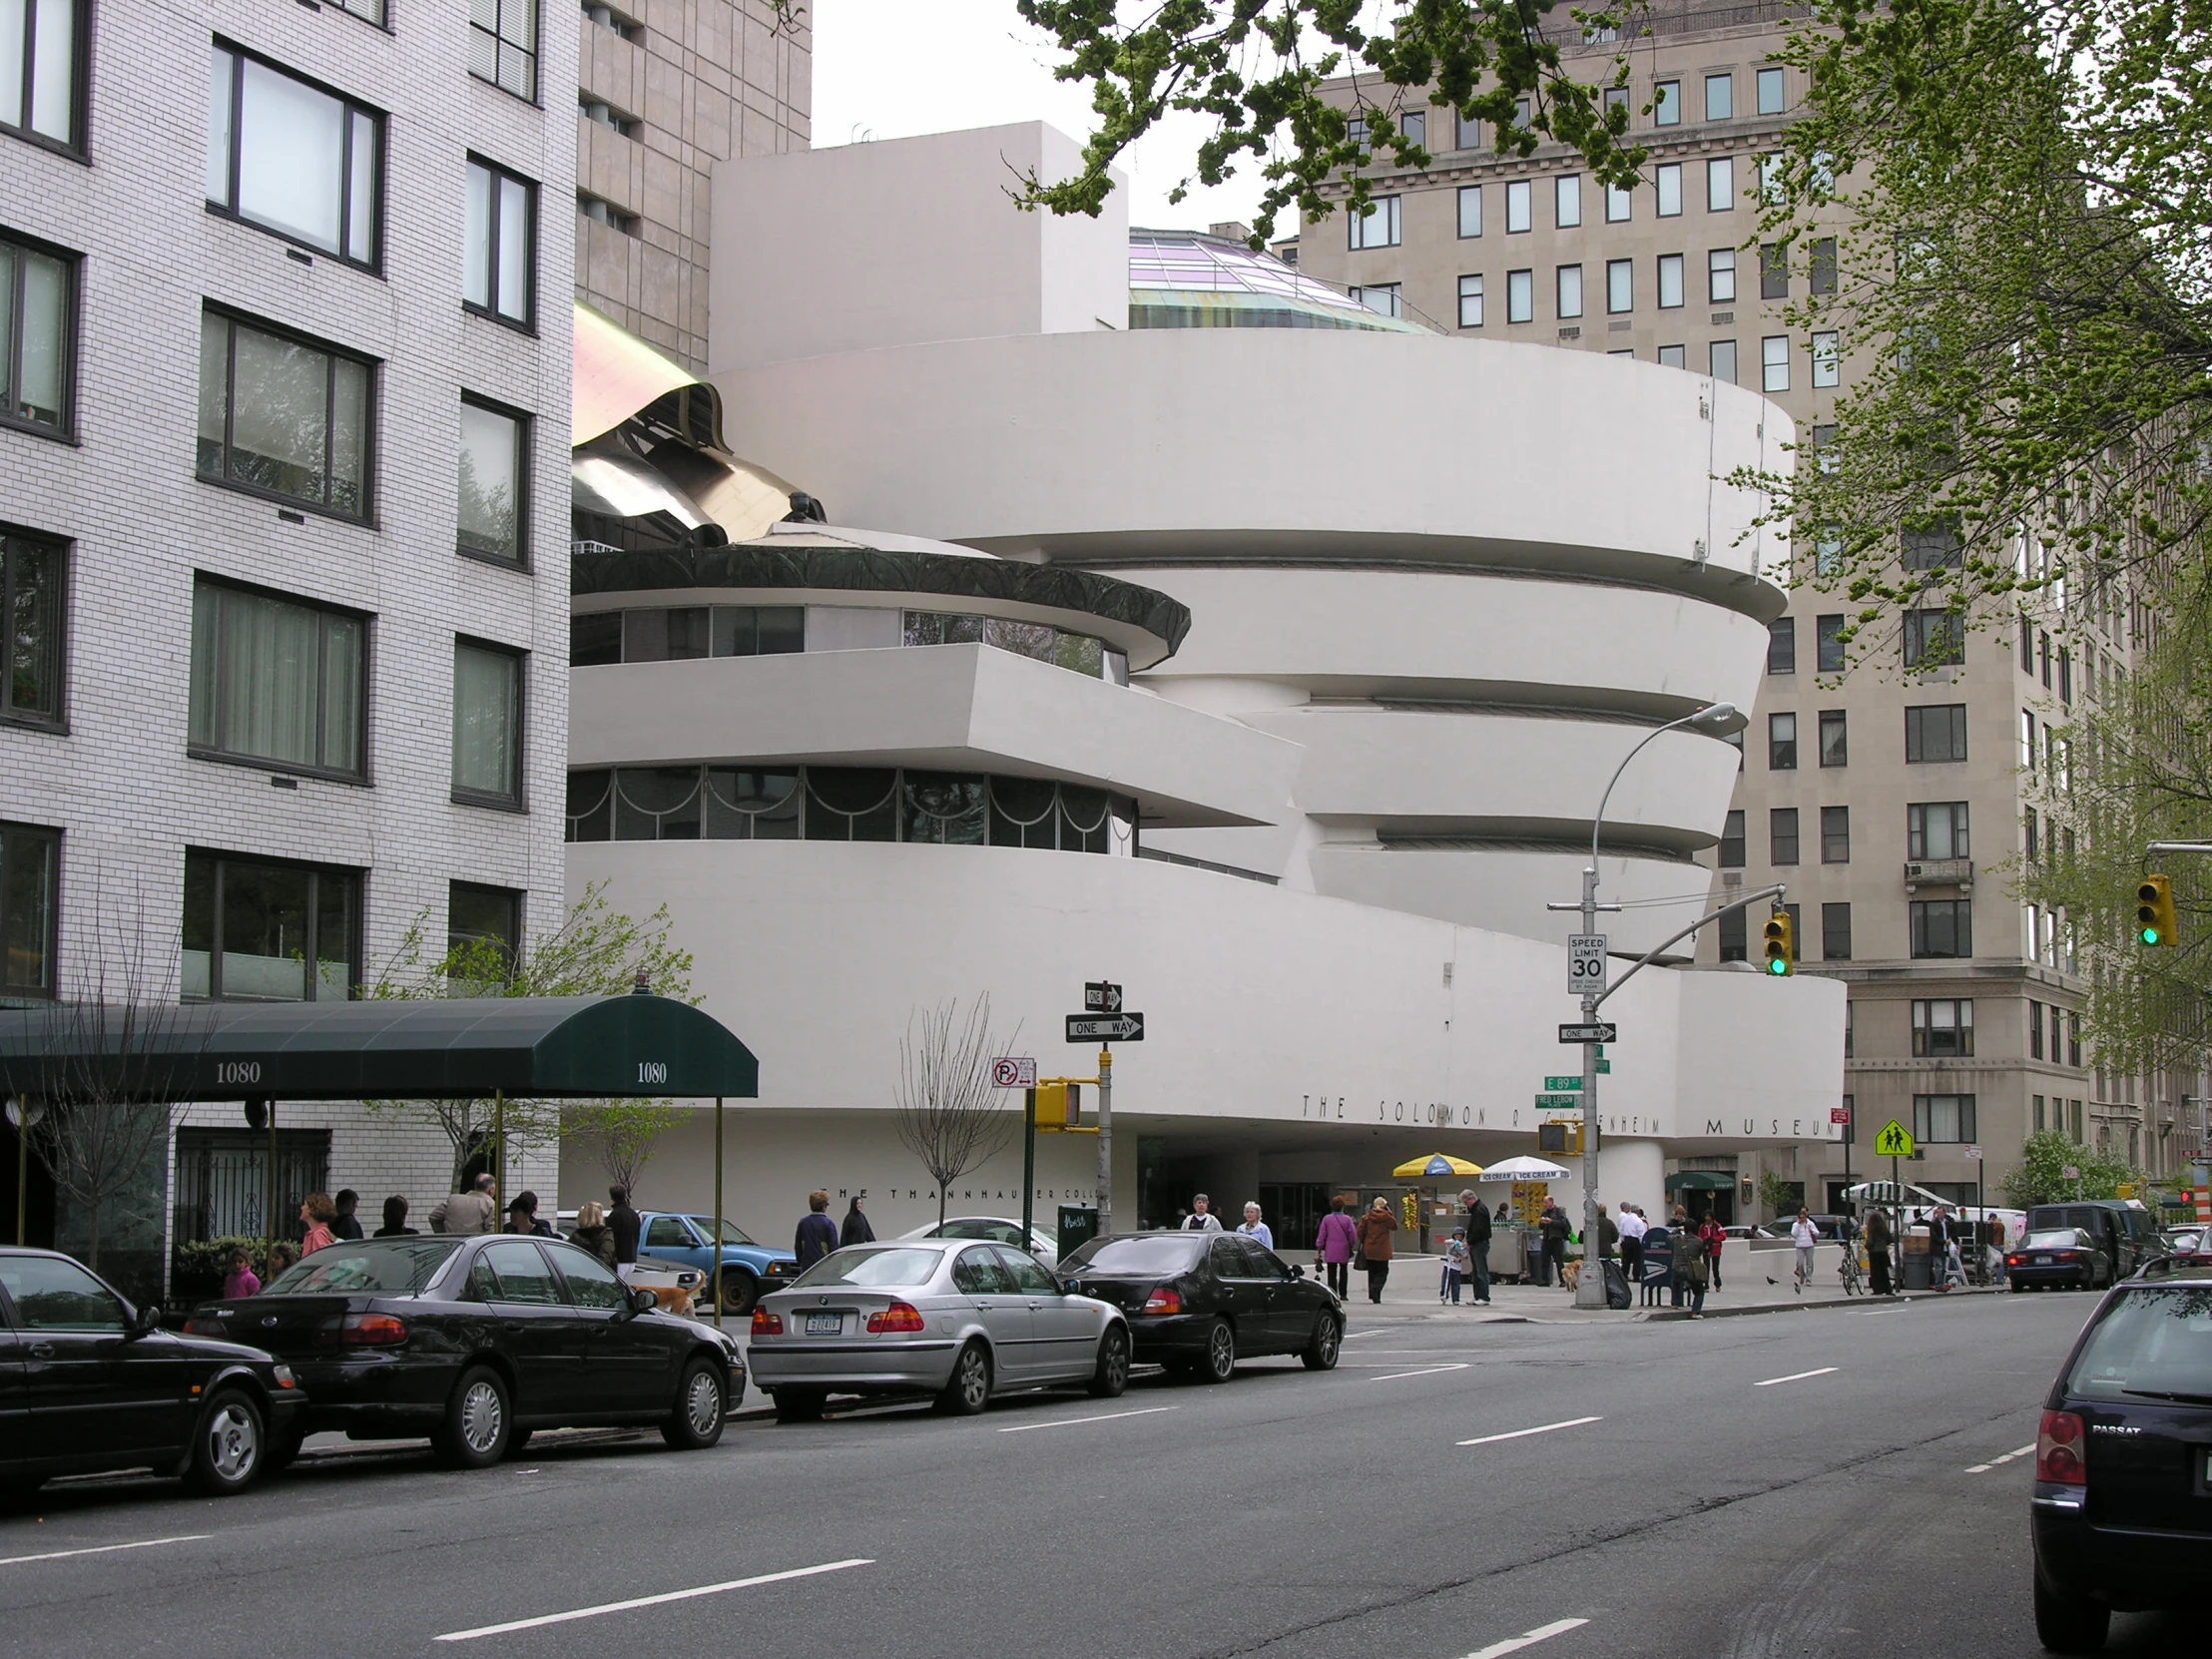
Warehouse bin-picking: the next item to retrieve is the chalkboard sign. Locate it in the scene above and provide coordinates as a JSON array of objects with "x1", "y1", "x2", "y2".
[{"x1": 1639, "y1": 1226, "x2": 1675, "y2": 1284}]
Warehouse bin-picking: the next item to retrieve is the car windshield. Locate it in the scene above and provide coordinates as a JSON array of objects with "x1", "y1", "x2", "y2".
[
  {"x1": 265, "y1": 1239, "x2": 461, "y2": 1296},
  {"x1": 2024, "y1": 1230, "x2": 2085, "y2": 1250},
  {"x1": 686, "y1": 1217, "x2": 757, "y2": 1246},
  {"x1": 1062, "y1": 1235, "x2": 1204, "y2": 1276},
  {"x1": 2065, "y1": 1286, "x2": 2212, "y2": 1400},
  {"x1": 790, "y1": 1248, "x2": 943, "y2": 1289}
]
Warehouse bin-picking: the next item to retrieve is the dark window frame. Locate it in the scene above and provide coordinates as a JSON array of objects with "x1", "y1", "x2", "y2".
[
  {"x1": 1716, "y1": 906, "x2": 1747, "y2": 962},
  {"x1": 1770, "y1": 807, "x2": 1800, "y2": 865},
  {"x1": 1768, "y1": 711, "x2": 1797, "y2": 770},
  {"x1": 0, "y1": 227, "x2": 76, "y2": 439},
  {"x1": 0, "y1": 0, "x2": 87, "y2": 159},
  {"x1": 1912, "y1": 1093, "x2": 1977, "y2": 1145},
  {"x1": 1821, "y1": 804, "x2": 1850, "y2": 863},
  {"x1": 456, "y1": 392, "x2": 531, "y2": 568},
  {"x1": 181, "y1": 847, "x2": 362, "y2": 1004},
  {"x1": 450, "y1": 635, "x2": 528, "y2": 813},
  {"x1": 1912, "y1": 997, "x2": 1973, "y2": 1057},
  {"x1": 1821, "y1": 901, "x2": 1852, "y2": 961},
  {"x1": 1818, "y1": 709, "x2": 1848, "y2": 768},
  {"x1": 1815, "y1": 613, "x2": 1846, "y2": 673},
  {"x1": 197, "y1": 306, "x2": 377, "y2": 524},
  {"x1": 463, "y1": 154, "x2": 538, "y2": 332},
  {"x1": 447, "y1": 879, "x2": 523, "y2": 980},
  {"x1": 1902, "y1": 609, "x2": 1963, "y2": 668},
  {"x1": 1904, "y1": 704, "x2": 1967, "y2": 764},
  {"x1": 1767, "y1": 616, "x2": 1796, "y2": 674},
  {"x1": 0, "y1": 819, "x2": 61, "y2": 997},
  {"x1": 1718, "y1": 809, "x2": 1745, "y2": 867},
  {"x1": 206, "y1": 43, "x2": 384, "y2": 273},
  {"x1": 187, "y1": 574, "x2": 371, "y2": 784},
  {"x1": 1, "y1": 524, "x2": 66, "y2": 730},
  {"x1": 470, "y1": 0, "x2": 542, "y2": 104},
  {"x1": 1909, "y1": 897, "x2": 1973, "y2": 958}
]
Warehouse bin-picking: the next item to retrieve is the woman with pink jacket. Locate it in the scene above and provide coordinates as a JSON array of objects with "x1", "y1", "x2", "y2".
[{"x1": 1315, "y1": 1199, "x2": 1358, "y2": 1300}]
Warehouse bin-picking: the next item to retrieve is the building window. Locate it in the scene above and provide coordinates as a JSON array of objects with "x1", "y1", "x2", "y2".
[
  {"x1": 0, "y1": 820, "x2": 58, "y2": 997},
  {"x1": 1717, "y1": 906, "x2": 1747, "y2": 962},
  {"x1": 2024, "y1": 805, "x2": 2039, "y2": 861},
  {"x1": 470, "y1": 0, "x2": 539, "y2": 100},
  {"x1": 1821, "y1": 805, "x2": 1851, "y2": 863},
  {"x1": 1908, "y1": 801, "x2": 1969, "y2": 860},
  {"x1": 1905, "y1": 704, "x2": 1967, "y2": 763},
  {"x1": 1757, "y1": 65, "x2": 1785, "y2": 114},
  {"x1": 1657, "y1": 253, "x2": 1684, "y2": 309},
  {"x1": 1724, "y1": 727, "x2": 1744, "y2": 771},
  {"x1": 2029, "y1": 998, "x2": 2044, "y2": 1059},
  {"x1": 1704, "y1": 73, "x2": 1733, "y2": 122},
  {"x1": 1398, "y1": 111, "x2": 1425, "y2": 147},
  {"x1": 197, "y1": 309, "x2": 373, "y2": 520},
  {"x1": 182, "y1": 850, "x2": 359, "y2": 1002},
  {"x1": 1658, "y1": 343, "x2": 1686, "y2": 368},
  {"x1": 0, "y1": 0, "x2": 80, "y2": 150},
  {"x1": 1506, "y1": 269, "x2": 1533, "y2": 323},
  {"x1": 1767, "y1": 615, "x2": 1795, "y2": 674},
  {"x1": 1913, "y1": 1093, "x2": 1977, "y2": 1143},
  {"x1": 1505, "y1": 180, "x2": 1531, "y2": 234},
  {"x1": 2068, "y1": 1010, "x2": 2082, "y2": 1066},
  {"x1": 1809, "y1": 615, "x2": 1844, "y2": 675},
  {"x1": 1349, "y1": 282, "x2": 1401, "y2": 318},
  {"x1": 457, "y1": 397, "x2": 526, "y2": 564},
  {"x1": 1601, "y1": 259, "x2": 1629, "y2": 313},
  {"x1": 1454, "y1": 112, "x2": 1480, "y2": 151},
  {"x1": 1822, "y1": 902, "x2": 1852, "y2": 961},
  {"x1": 2069, "y1": 1098, "x2": 2083, "y2": 1142},
  {"x1": 1555, "y1": 174, "x2": 1581, "y2": 229},
  {"x1": 464, "y1": 157, "x2": 535, "y2": 327},
  {"x1": 1762, "y1": 333, "x2": 1791, "y2": 391},
  {"x1": 1810, "y1": 237, "x2": 1838, "y2": 293},
  {"x1": 1654, "y1": 80, "x2": 1680, "y2": 125},
  {"x1": 1708, "y1": 248, "x2": 1737, "y2": 303},
  {"x1": 0, "y1": 232, "x2": 72, "y2": 434},
  {"x1": 1605, "y1": 182, "x2": 1631, "y2": 223},
  {"x1": 1703, "y1": 158, "x2": 1734, "y2": 216},
  {"x1": 1902, "y1": 610, "x2": 1963, "y2": 667},
  {"x1": 2033, "y1": 1094, "x2": 2045, "y2": 1132},
  {"x1": 1656, "y1": 163, "x2": 1682, "y2": 217},
  {"x1": 447, "y1": 881, "x2": 521, "y2": 983},
  {"x1": 2058, "y1": 646, "x2": 2072, "y2": 705},
  {"x1": 1759, "y1": 244, "x2": 1789, "y2": 300},
  {"x1": 1817, "y1": 710, "x2": 1848, "y2": 769},
  {"x1": 1456, "y1": 274, "x2": 1483, "y2": 327},
  {"x1": 1710, "y1": 338, "x2": 1737, "y2": 383},
  {"x1": 1769, "y1": 711, "x2": 1798, "y2": 770},
  {"x1": 207, "y1": 47, "x2": 380, "y2": 268},
  {"x1": 1718, "y1": 809, "x2": 1745, "y2": 867},
  {"x1": 577, "y1": 191, "x2": 638, "y2": 236},
  {"x1": 1348, "y1": 195, "x2": 1401, "y2": 250},
  {"x1": 453, "y1": 639, "x2": 524, "y2": 809},
  {"x1": 188, "y1": 579, "x2": 365, "y2": 779},
  {"x1": 1812, "y1": 330, "x2": 1840, "y2": 387},
  {"x1": 1910, "y1": 898, "x2": 1972, "y2": 958},
  {"x1": 1556, "y1": 265, "x2": 1583, "y2": 318},
  {"x1": 1761, "y1": 154, "x2": 1785, "y2": 203},
  {"x1": 1770, "y1": 807, "x2": 1800, "y2": 864},
  {"x1": 1, "y1": 527, "x2": 63, "y2": 727},
  {"x1": 1456, "y1": 185, "x2": 1482, "y2": 238}
]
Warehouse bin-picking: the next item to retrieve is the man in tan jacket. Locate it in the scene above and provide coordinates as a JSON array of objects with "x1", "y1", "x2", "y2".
[{"x1": 429, "y1": 1172, "x2": 498, "y2": 1235}]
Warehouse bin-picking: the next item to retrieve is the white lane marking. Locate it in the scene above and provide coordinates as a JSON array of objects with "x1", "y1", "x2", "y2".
[
  {"x1": 1754, "y1": 1367, "x2": 1841, "y2": 1387},
  {"x1": 1371, "y1": 1363, "x2": 1472, "y2": 1382},
  {"x1": 1342, "y1": 1330, "x2": 1382, "y2": 1340},
  {"x1": 1457, "y1": 1415, "x2": 1603, "y2": 1447},
  {"x1": 996, "y1": 1406, "x2": 1179, "y2": 1434},
  {"x1": 433, "y1": 1558, "x2": 873, "y2": 1642},
  {"x1": 1964, "y1": 1443, "x2": 2037, "y2": 1474},
  {"x1": 1463, "y1": 1616, "x2": 1592, "y2": 1658},
  {"x1": 0, "y1": 1534, "x2": 213, "y2": 1568}
]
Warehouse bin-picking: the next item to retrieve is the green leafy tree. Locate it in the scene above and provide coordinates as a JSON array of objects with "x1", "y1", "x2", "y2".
[
  {"x1": 1757, "y1": 1169, "x2": 1800, "y2": 1221},
  {"x1": 2000, "y1": 1129, "x2": 2145, "y2": 1208}
]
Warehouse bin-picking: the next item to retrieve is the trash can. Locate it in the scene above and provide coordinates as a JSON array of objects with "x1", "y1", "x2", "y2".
[
  {"x1": 1524, "y1": 1233, "x2": 1547, "y2": 1286},
  {"x1": 1900, "y1": 1251, "x2": 1931, "y2": 1291},
  {"x1": 1056, "y1": 1204, "x2": 1100, "y2": 1262}
]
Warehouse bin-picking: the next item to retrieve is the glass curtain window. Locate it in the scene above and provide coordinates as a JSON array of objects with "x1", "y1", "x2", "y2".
[
  {"x1": 0, "y1": 820, "x2": 58, "y2": 996},
  {"x1": 1556, "y1": 266, "x2": 1582, "y2": 318},
  {"x1": 1606, "y1": 260, "x2": 1631, "y2": 312},
  {"x1": 1708, "y1": 248, "x2": 1736, "y2": 302},
  {"x1": 207, "y1": 48, "x2": 378, "y2": 266},
  {"x1": 198, "y1": 310, "x2": 372, "y2": 518},
  {"x1": 1348, "y1": 196, "x2": 1400, "y2": 249},
  {"x1": 452, "y1": 641, "x2": 522, "y2": 806},
  {"x1": 188, "y1": 581, "x2": 363, "y2": 776},
  {"x1": 457, "y1": 399, "x2": 524, "y2": 562},
  {"x1": 1456, "y1": 275, "x2": 1483, "y2": 327},
  {"x1": 469, "y1": 0, "x2": 539, "y2": 100},
  {"x1": 463, "y1": 158, "x2": 535, "y2": 324},
  {"x1": 1657, "y1": 253, "x2": 1684, "y2": 308},
  {"x1": 0, "y1": 236, "x2": 69, "y2": 431},
  {"x1": 1710, "y1": 339, "x2": 1738, "y2": 383},
  {"x1": 1707, "y1": 157, "x2": 1733, "y2": 212},
  {"x1": 1656, "y1": 163, "x2": 1682, "y2": 217},
  {"x1": 0, "y1": 529, "x2": 62, "y2": 723},
  {"x1": 1704, "y1": 74, "x2": 1732, "y2": 121},
  {"x1": 182, "y1": 850, "x2": 357, "y2": 1002},
  {"x1": 1456, "y1": 185, "x2": 1481, "y2": 238},
  {"x1": 1504, "y1": 181, "x2": 1531, "y2": 234},
  {"x1": 1506, "y1": 270, "x2": 1533, "y2": 322},
  {"x1": 1554, "y1": 175, "x2": 1581, "y2": 229},
  {"x1": 0, "y1": 0, "x2": 77, "y2": 147}
]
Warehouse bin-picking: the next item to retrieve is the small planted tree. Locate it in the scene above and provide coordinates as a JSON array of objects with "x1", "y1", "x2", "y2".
[
  {"x1": 893, "y1": 997, "x2": 1018, "y2": 1228},
  {"x1": 2001, "y1": 1131, "x2": 2145, "y2": 1209}
]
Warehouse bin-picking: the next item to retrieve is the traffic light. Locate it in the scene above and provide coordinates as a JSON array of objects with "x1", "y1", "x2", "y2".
[
  {"x1": 2137, "y1": 874, "x2": 2178, "y2": 947},
  {"x1": 1034, "y1": 1081, "x2": 1082, "y2": 1126},
  {"x1": 1538, "y1": 1121, "x2": 1587, "y2": 1156},
  {"x1": 1762, "y1": 908, "x2": 1794, "y2": 976}
]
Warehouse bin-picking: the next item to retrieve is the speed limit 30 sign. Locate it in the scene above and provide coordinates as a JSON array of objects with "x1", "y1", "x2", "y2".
[{"x1": 1567, "y1": 934, "x2": 1608, "y2": 997}]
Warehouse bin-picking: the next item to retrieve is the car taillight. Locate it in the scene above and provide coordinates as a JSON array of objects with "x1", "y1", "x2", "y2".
[
  {"x1": 1141, "y1": 1287, "x2": 1182, "y2": 1316},
  {"x1": 2036, "y1": 1409, "x2": 2086, "y2": 1485},
  {"x1": 866, "y1": 1302, "x2": 926, "y2": 1334},
  {"x1": 2006, "y1": 1256, "x2": 2021, "y2": 1268},
  {"x1": 313, "y1": 1313, "x2": 408, "y2": 1349},
  {"x1": 752, "y1": 1309, "x2": 784, "y2": 1336}
]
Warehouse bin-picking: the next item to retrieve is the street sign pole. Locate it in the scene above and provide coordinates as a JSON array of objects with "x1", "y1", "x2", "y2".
[
  {"x1": 1576, "y1": 864, "x2": 1606, "y2": 1310},
  {"x1": 1022, "y1": 1084, "x2": 1037, "y2": 1251},
  {"x1": 1097, "y1": 1045, "x2": 1113, "y2": 1240}
]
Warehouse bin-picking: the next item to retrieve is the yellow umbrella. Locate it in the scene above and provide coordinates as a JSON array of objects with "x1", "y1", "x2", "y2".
[{"x1": 1391, "y1": 1153, "x2": 1485, "y2": 1179}]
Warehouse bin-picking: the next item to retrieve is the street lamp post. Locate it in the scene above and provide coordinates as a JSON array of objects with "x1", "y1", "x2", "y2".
[{"x1": 1566, "y1": 702, "x2": 1739, "y2": 1310}]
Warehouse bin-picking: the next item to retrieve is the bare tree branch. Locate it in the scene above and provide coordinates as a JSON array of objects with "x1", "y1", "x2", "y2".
[{"x1": 892, "y1": 997, "x2": 1019, "y2": 1228}]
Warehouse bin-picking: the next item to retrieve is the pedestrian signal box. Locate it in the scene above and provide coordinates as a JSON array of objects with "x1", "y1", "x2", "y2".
[
  {"x1": 1538, "y1": 1121, "x2": 1587, "y2": 1155},
  {"x1": 2138, "y1": 874, "x2": 2177, "y2": 947},
  {"x1": 1762, "y1": 909, "x2": 1795, "y2": 976},
  {"x1": 1035, "y1": 1081, "x2": 1081, "y2": 1126}
]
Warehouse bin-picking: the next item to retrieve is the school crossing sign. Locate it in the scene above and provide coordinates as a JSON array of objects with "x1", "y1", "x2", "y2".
[{"x1": 1874, "y1": 1119, "x2": 1917, "y2": 1158}]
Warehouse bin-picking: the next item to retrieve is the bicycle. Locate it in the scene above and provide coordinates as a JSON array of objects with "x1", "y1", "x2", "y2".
[{"x1": 1838, "y1": 1246, "x2": 1864, "y2": 1297}]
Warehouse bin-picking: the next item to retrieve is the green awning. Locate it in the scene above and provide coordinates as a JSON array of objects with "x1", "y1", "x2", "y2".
[
  {"x1": 1664, "y1": 1171, "x2": 1736, "y2": 1191},
  {"x1": 0, "y1": 994, "x2": 758, "y2": 1104}
]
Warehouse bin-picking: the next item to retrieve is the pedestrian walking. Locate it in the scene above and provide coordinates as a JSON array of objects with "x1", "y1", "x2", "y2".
[
  {"x1": 505, "y1": 1192, "x2": 554, "y2": 1237},
  {"x1": 1985, "y1": 1215, "x2": 2007, "y2": 1286},
  {"x1": 608, "y1": 1185, "x2": 643, "y2": 1266},
  {"x1": 331, "y1": 1189, "x2": 364, "y2": 1242},
  {"x1": 1236, "y1": 1202, "x2": 1274, "y2": 1250},
  {"x1": 1865, "y1": 1205, "x2": 1894, "y2": 1296},
  {"x1": 1618, "y1": 1203, "x2": 1647, "y2": 1291},
  {"x1": 1790, "y1": 1207, "x2": 1820, "y2": 1294},
  {"x1": 1928, "y1": 1205, "x2": 1954, "y2": 1292},
  {"x1": 1461, "y1": 1189, "x2": 1493, "y2": 1306},
  {"x1": 795, "y1": 1190, "x2": 839, "y2": 1269},
  {"x1": 839, "y1": 1197, "x2": 875, "y2": 1248},
  {"x1": 1181, "y1": 1194, "x2": 1224, "y2": 1232},
  {"x1": 572, "y1": 1199, "x2": 617, "y2": 1267},
  {"x1": 1669, "y1": 1206, "x2": 1693, "y2": 1307},
  {"x1": 429, "y1": 1172, "x2": 498, "y2": 1236},
  {"x1": 1538, "y1": 1201, "x2": 1571, "y2": 1289},
  {"x1": 1698, "y1": 1212, "x2": 1727, "y2": 1292},
  {"x1": 1597, "y1": 1204, "x2": 1620, "y2": 1260},
  {"x1": 1357, "y1": 1197, "x2": 1398, "y2": 1304},
  {"x1": 222, "y1": 1248, "x2": 261, "y2": 1300},
  {"x1": 1316, "y1": 1199, "x2": 1357, "y2": 1298},
  {"x1": 1679, "y1": 1224, "x2": 1709, "y2": 1317},
  {"x1": 1440, "y1": 1230, "x2": 1469, "y2": 1305},
  {"x1": 298, "y1": 1193, "x2": 338, "y2": 1255},
  {"x1": 372, "y1": 1195, "x2": 418, "y2": 1237}
]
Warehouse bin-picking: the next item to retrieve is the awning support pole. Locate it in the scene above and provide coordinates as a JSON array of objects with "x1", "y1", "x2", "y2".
[
  {"x1": 265, "y1": 1098, "x2": 276, "y2": 1251},
  {"x1": 713, "y1": 1096, "x2": 725, "y2": 1330},
  {"x1": 493, "y1": 1090, "x2": 505, "y2": 1214},
  {"x1": 13, "y1": 1096, "x2": 26, "y2": 1248}
]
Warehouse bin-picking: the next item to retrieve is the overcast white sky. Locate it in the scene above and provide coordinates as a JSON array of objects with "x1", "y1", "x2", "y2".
[{"x1": 809, "y1": 0, "x2": 1279, "y2": 231}]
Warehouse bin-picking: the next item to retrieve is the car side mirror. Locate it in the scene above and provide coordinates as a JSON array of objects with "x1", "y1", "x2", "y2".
[
  {"x1": 127, "y1": 1302, "x2": 162, "y2": 1339},
  {"x1": 627, "y1": 1287, "x2": 659, "y2": 1317},
  {"x1": 1290, "y1": 1264, "x2": 1306, "y2": 1279}
]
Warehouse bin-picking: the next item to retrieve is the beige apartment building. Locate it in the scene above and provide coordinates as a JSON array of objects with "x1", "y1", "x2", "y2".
[{"x1": 1294, "y1": 0, "x2": 2201, "y2": 1216}]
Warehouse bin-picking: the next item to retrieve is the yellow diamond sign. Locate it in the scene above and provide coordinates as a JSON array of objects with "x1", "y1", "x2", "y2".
[{"x1": 1874, "y1": 1119, "x2": 1916, "y2": 1158}]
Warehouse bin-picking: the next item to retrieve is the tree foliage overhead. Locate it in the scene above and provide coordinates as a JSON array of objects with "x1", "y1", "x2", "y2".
[{"x1": 2000, "y1": 1128, "x2": 2145, "y2": 1208}]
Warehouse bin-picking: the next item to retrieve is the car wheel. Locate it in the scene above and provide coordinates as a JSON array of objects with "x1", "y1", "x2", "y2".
[
  {"x1": 717, "y1": 1271, "x2": 760, "y2": 1318},
  {"x1": 773, "y1": 1387, "x2": 826, "y2": 1424},
  {"x1": 662, "y1": 1358, "x2": 728, "y2": 1449},
  {"x1": 435, "y1": 1366, "x2": 513, "y2": 1469},
  {"x1": 1198, "y1": 1319, "x2": 1236, "y2": 1384},
  {"x1": 187, "y1": 1389, "x2": 266, "y2": 1496},
  {"x1": 934, "y1": 1342, "x2": 991, "y2": 1415},
  {"x1": 1087, "y1": 1327, "x2": 1130, "y2": 1398},
  {"x1": 2033, "y1": 1570, "x2": 2109, "y2": 1654},
  {"x1": 1302, "y1": 1312, "x2": 1343, "y2": 1372}
]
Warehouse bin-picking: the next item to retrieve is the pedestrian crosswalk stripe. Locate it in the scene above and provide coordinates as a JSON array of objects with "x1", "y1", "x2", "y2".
[{"x1": 1463, "y1": 1616, "x2": 1592, "y2": 1658}]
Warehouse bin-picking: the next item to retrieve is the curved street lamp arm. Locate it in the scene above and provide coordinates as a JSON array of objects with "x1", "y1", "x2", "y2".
[{"x1": 1594, "y1": 884, "x2": 1787, "y2": 1012}]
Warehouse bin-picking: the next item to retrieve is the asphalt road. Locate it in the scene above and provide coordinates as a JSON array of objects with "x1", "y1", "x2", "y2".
[{"x1": 0, "y1": 1291, "x2": 2187, "y2": 1659}]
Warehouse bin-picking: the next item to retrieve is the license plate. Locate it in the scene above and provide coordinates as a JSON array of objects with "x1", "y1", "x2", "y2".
[
  {"x1": 805, "y1": 1313, "x2": 841, "y2": 1336},
  {"x1": 2034, "y1": 1256, "x2": 2052, "y2": 1266}
]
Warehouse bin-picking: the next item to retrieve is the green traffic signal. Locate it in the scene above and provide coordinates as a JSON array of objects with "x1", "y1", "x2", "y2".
[
  {"x1": 2137, "y1": 875, "x2": 2177, "y2": 948},
  {"x1": 1760, "y1": 909, "x2": 1794, "y2": 977}
]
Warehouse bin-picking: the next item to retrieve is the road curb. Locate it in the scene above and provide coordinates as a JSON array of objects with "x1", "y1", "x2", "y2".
[{"x1": 1640, "y1": 1286, "x2": 2004, "y2": 1322}]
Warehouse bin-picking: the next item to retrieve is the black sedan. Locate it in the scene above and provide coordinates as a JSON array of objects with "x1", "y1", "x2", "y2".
[
  {"x1": 2031, "y1": 1262, "x2": 2212, "y2": 1652},
  {"x1": 186, "y1": 1234, "x2": 742, "y2": 1469},
  {"x1": 2007, "y1": 1228, "x2": 2114, "y2": 1292},
  {"x1": 0, "y1": 1246, "x2": 302, "y2": 1496},
  {"x1": 1058, "y1": 1231, "x2": 1343, "y2": 1382}
]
